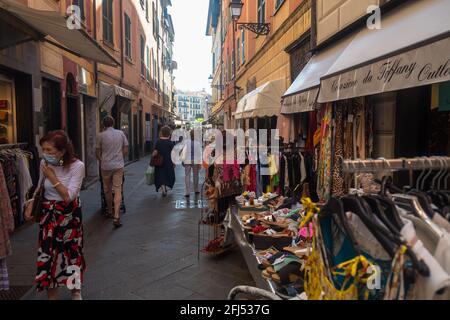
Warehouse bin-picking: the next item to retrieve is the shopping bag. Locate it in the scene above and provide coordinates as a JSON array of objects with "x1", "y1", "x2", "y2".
[{"x1": 146, "y1": 165, "x2": 155, "y2": 185}]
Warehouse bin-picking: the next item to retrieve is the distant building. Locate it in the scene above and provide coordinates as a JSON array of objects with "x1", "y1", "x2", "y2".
[{"x1": 175, "y1": 90, "x2": 211, "y2": 123}]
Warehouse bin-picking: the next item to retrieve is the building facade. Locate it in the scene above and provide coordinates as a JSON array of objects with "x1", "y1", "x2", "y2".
[
  {"x1": 175, "y1": 90, "x2": 210, "y2": 124},
  {"x1": 0, "y1": 0, "x2": 176, "y2": 182},
  {"x1": 206, "y1": 0, "x2": 312, "y2": 131}
]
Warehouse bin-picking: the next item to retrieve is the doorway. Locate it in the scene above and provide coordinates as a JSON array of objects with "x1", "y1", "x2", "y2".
[{"x1": 42, "y1": 78, "x2": 61, "y2": 132}]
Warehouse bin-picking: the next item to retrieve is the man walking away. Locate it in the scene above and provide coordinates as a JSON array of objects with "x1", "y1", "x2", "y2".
[
  {"x1": 182, "y1": 129, "x2": 203, "y2": 198},
  {"x1": 96, "y1": 116, "x2": 129, "y2": 228}
]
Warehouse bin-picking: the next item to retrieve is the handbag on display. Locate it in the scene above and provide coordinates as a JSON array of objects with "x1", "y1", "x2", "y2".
[{"x1": 150, "y1": 152, "x2": 164, "y2": 167}]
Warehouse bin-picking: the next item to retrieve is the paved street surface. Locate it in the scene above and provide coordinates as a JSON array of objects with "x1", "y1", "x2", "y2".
[{"x1": 7, "y1": 156, "x2": 254, "y2": 300}]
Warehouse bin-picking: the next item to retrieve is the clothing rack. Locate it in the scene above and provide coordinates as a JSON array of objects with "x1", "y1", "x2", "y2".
[{"x1": 342, "y1": 157, "x2": 450, "y2": 173}]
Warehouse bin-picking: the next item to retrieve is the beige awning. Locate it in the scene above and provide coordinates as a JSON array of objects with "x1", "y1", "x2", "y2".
[
  {"x1": 99, "y1": 82, "x2": 133, "y2": 112},
  {"x1": 281, "y1": 34, "x2": 355, "y2": 114},
  {"x1": 319, "y1": 0, "x2": 450, "y2": 103},
  {"x1": 0, "y1": 0, "x2": 118, "y2": 66},
  {"x1": 236, "y1": 79, "x2": 285, "y2": 119},
  {"x1": 235, "y1": 93, "x2": 248, "y2": 120}
]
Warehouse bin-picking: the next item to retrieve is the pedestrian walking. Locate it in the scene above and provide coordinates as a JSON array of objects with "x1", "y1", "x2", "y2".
[
  {"x1": 24, "y1": 130, "x2": 86, "y2": 300},
  {"x1": 153, "y1": 126, "x2": 175, "y2": 197},
  {"x1": 181, "y1": 129, "x2": 203, "y2": 198},
  {"x1": 96, "y1": 116, "x2": 129, "y2": 228}
]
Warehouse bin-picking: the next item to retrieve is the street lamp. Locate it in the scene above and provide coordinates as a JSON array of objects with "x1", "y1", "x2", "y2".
[
  {"x1": 228, "y1": 0, "x2": 270, "y2": 36},
  {"x1": 229, "y1": 0, "x2": 243, "y2": 21}
]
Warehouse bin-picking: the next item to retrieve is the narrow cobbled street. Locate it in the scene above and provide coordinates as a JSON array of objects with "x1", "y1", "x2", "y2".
[{"x1": 7, "y1": 157, "x2": 254, "y2": 300}]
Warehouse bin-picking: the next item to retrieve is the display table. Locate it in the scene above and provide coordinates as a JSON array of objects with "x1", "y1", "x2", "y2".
[{"x1": 229, "y1": 206, "x2": 277, "y2": 293}]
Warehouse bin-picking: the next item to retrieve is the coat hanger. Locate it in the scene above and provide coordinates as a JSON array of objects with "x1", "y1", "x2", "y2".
[
  {"x1": 443, "y1": 157, "x2": 450, "y2": 190},
  {"x1": 360, "y1": 195, "x2": 430, "y2": 277},
  {"x1": 320, "y1": 197, "x2": 362, "y2": 257},
  {"x1": 392, "y1": 193, "x2": 443, "y2": 238},
  {"x1": 341, "y1": 195, "x2": 397, "y2": 258},
  {"x1": 415, "y1": 157, "x2": 427, "y2": 190},
  {"x1": 435, "y1": 157, "x2": 450, "y2": 205},
  {"x1": 372, "y1": 195, "x2": 404, "y2": 231},
  {"x1": 420, "y1": 157, "x2": 434, "y2": 191}
]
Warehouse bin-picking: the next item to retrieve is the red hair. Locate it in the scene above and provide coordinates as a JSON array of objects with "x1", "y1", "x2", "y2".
[{"x1": 39, "y1": 130, "x2": 77, "y2": 167}]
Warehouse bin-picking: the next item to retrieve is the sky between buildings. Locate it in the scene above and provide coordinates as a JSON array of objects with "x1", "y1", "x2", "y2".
[{"x1": 171, "y1": 0, "x2": 212, "y2": 94}]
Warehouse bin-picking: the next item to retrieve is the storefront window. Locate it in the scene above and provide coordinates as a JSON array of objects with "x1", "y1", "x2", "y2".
[{"x1": 0, "y1": 77, "x2": 15, "y2": 145}]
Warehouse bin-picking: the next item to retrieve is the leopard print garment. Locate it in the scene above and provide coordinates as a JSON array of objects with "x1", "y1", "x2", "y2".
[{"x1": 331, "y1": 103, "x2": 345, "y2": 197}]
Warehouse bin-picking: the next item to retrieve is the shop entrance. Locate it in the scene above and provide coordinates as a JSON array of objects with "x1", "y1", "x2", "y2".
[
  {"x1": 66, "y1": 95, "x2": 81, "y2": 157},
  {"x1": 42, "y1": 78, "x2": 62, "y2": 132}
]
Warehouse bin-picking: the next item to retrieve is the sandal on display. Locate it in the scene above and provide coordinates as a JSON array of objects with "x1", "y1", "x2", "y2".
[{"x1": 271, "y1": 260, "x2": 304, "y2": 285}]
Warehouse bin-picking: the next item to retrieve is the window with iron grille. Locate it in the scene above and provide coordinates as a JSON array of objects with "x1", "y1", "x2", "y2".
[
  {"x1": 124, "y1": 13, "x2": 132, "y2": 59},
  {"x1": 102, "y1": 0, "x2": 113, "y2": 44}
]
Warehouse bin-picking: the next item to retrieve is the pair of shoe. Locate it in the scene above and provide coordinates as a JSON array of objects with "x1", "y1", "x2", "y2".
[
  {"x1": 113, "y1": 218, "x2": 123, "y2": 229},
  {"x1": 185, "y1": 191, "x2": 200, "y2": 198}
]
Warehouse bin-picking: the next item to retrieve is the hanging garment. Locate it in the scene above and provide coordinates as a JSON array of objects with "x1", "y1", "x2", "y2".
[
  {"x1": 256, "y1": 162, "x2": 264, "y2": 197},
  {"x1": 331, "y1": 104, "x2": 345, "y2": 197},
  {"x1": 365, "y1": 101, "x2": 374, "y2": 158},
  {"x1": 292, "y1": 153, "x2": 301, "y2": 189},
  {"x1": 400, "y1": 218, "x2": 450, "y2": 300},
  {"x1": 0, "y1": 154, "x2": 20, "y2": 227},
  {"x1": 433, "y1": 213, "x2": 450, "y2": 234},
  {"x1": 0, "y1": 165, "x2": 14, "y2": 259},
  {"x1": 305, "y1": 111, "x2": 317, "y2": 151},
  {"x1": 279, "y1": 155, "x2": 285, "y2": 194},
  {"x1": 17, "y1": 154, "x2": 33, "y2": 224},
  {"x1": 299, "y1": 152, "x2": 307, "y2": 183},
  {"x1": 354, "y1": 99, "x2": 366, "y2": 159},
  {"x1": 316, "y1": 104, "x2": 334, "y2": 201}
]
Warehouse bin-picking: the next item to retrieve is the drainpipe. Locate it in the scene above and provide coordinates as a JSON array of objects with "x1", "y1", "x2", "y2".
[{"x1": 119, "y1": 0, "x2": 125, "y2": 84}]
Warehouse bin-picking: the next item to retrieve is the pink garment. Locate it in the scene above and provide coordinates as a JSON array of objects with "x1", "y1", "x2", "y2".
[
  {"x1": 277, "y1": 114, "x2": 292, "y2": 143},
  {"x1": 299, "y1": 223, "x2": 314, "y2": 239}
]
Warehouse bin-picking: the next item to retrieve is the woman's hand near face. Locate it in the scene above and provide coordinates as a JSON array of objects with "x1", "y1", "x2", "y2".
[{"x1": 42, "y1": 163, "x2": 57, "y2": 183}]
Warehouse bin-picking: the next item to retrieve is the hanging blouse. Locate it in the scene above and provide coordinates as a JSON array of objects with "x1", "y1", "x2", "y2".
[{"x1": 0, "y1": 165, "x2": 14, "y2": 259}]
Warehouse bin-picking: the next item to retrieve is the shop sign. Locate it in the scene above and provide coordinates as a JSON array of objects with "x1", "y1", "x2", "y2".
[
  {"x1": 319, "y1": 37, "x2": 450, "y2": 102},
  {"x1": 281, "y1": 87, "x2": 318, "y2": 114}
]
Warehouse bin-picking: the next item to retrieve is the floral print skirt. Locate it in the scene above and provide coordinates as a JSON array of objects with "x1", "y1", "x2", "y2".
[{"x1": 35, "y1": 199, "x2": 86, "y2": 292}]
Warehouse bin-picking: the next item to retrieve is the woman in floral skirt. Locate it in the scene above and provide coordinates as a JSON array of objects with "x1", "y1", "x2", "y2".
[{"x1": 25, "y1": 130, "x2": 86, "y2": 300}]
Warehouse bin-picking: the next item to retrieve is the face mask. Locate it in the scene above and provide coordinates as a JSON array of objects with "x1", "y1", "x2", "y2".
[{"x1": 43, "y1": 153, "x2": 60, "y2": 166}]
